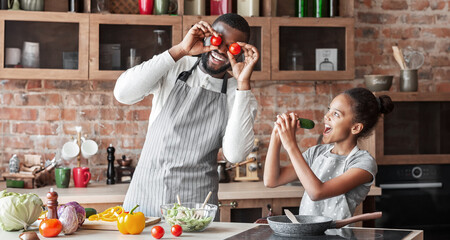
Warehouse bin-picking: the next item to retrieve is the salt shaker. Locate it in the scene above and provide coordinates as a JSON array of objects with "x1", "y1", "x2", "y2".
[{"x1": 9, "y1": 154, "x2": 20, "y2": 173}]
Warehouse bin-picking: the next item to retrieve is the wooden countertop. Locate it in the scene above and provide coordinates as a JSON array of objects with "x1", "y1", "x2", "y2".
[
  {"x1": 0, "y1": 222, "x2": 423, "y2": 240},
  {"x1": 0, "y1": 181, "x2": 381, "y2": 204}
]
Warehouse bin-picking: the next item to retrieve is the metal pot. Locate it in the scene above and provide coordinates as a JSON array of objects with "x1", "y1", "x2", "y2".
[{"x1": 267, "y1": 212, "x2": 382, "y2": 237}]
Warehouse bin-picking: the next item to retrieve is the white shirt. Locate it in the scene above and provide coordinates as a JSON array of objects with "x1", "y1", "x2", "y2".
[{"x1": 114, "y1": 51, "x2": 258, "y2": 163}]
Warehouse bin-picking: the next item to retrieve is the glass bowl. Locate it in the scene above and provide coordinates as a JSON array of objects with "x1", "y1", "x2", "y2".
[{"x1": 160, "y1": 202, "x2": 217, "y2": 232}]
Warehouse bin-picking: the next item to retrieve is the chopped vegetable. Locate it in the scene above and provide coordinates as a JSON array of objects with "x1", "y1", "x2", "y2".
[
  {"x1": 0, "y1": 190, "x2": 43, "y2": 231},
  {"x1": 88, "y1": 206, "x2": 124, "y2": 222},
  {"x1": 164, "y1": 203, "x2": 213, "y2": 232},
  {"x1": 117, "y1": 205, "x2": 145, "y2": 235}
]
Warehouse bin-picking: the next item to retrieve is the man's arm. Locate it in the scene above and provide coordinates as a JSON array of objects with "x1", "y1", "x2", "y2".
[{"x1": 222, "y1": 91, "x2": 258, "y2": 163}]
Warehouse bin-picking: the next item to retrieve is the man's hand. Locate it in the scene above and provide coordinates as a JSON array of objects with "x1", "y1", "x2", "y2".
[
  {"x1": 169, "y1": 21, "x2": 218, "y2": 62},
  {"x1": 227, "y1": 42, "x2": 260, "y2": 90}
]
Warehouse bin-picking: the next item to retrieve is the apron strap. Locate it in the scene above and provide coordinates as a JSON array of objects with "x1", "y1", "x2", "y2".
[
  {"x1": 176, "y1": 57, "x2": 229, "y2": 94},
  {"x1": 177, "y1": 58, "x2": 201, "y2": 82}
]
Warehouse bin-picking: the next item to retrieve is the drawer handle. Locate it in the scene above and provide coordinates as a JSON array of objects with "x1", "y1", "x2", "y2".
[{"x1": 218, "y1": 201, "x2": 238, "y2": 208}]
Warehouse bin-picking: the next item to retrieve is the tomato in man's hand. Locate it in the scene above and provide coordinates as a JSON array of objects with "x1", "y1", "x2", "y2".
[
  {"x1": 151, "y1": 226, "x2": 165, "y2": 239},
  {"x1": 229, "y1": 43, "x2": 241, "y2": 55},
  {"x1": 210, "y1": 36, "x2": 222, "y2": 46},
  {"x1": 39, "y1": 218, "x2": 62, "y2": 237},
  {"x1": 171, "y1": 224, "x2": 183, "y2": 237}
]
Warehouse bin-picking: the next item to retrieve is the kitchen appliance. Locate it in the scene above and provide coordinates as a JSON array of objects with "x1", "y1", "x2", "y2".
[
  {"x1": 116, "y1": 156, "x2": 135, "y2": 184},
  {"x1": 267, "y1": 212, "x2": 381, "y2": 237},
  {"x1": 375, "y1": 164, "x2": 450, "y2": 240},
  {"x1": 225, "y1": 225, "x2": 416, "y2": 240}
]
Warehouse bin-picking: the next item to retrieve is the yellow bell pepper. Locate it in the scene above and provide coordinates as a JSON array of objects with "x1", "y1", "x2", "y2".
[{"x1": 117, "y1": 204, "x2": 145, "y2": 235}]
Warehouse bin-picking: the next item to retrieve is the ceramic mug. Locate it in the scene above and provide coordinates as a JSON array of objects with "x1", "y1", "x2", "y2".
[
  {"x1": 62, "y1": 141, "x2": 80, "y2": 161},
  {"x1": 55, "y1": 167, "x2": 71, "y2": 188},
  {"x1": 139, "y1": 0, "x2": 154, "y2": 14},
  {"x1": 73, "y1": 167, "x2": 91, "y2": 188},
  {"x1": 81, "y1": 139, "x2": 98, "y2": 159},
  {"x1": 5, "y1": 48, "x2": 21, "y2": 67},
  {"x1": 22, "y1": 41, "x2": 40, "y2": 68}
]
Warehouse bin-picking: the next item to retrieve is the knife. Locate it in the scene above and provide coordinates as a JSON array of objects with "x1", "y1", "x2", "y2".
[{"x1": 284, "y1": 209, "x2": 300, "y2": 224}]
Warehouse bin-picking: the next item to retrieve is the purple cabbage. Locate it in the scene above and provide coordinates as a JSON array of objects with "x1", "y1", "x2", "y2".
[
  {"x1": 58, "y1": 201, "x2": 85, "y2": 228},
  {"x1": 58, "y1": 205, "x2": 78, "y2": 234}
]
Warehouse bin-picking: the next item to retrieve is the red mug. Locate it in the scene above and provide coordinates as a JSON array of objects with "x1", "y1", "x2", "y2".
[
  {"x1": 139, "y1": 0, "x2": 154, "y2": 14},
  {"x1": 73, "y1": 167, "x2": 91, "y2": 188}
]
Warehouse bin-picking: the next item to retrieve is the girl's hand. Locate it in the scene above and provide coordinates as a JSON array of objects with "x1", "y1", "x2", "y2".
[
  {"x1": 227, "y1": 42, "x2": 260, "y2": 90},
  {"x1": 274, "y1": 113, "x2": 299, "y2": 151},
  {"x1": 178, "y1": 21, "x2": 219, "y2": 56}
]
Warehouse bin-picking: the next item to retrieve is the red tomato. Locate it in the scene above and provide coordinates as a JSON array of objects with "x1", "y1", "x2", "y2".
[
  {"x1": 229, "y1": 43, "x2": 241, "y2": 55},
  {"x1": 151, "y1": 226, "x2": 165, "y2": 239},
  {"x1": 210, "y1": 36, "x2": 222, "y2": 46},
  {"x1": 171, "y1": 224, "x2": 183, "y2": 237},
  {"x1": 39, "y1": 218, "x2": 62, "y2": 238}
]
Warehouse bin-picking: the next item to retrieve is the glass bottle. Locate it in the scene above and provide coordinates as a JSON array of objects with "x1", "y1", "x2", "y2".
[
  {"x1": 313, "y1": 0, "x2": 329, "y2": 18},
  {"x1": 184, "y1": 0, "x2": 205, "y2": 15},
  {"x1": 9, "y1": 154, "x2": 20, "y2": 173},
  {"x1": 152, "y1": 30, "x2": 168, "y2": 56},
  {"x1": 319, "y1": 58, "x2": 334, "y2": 71},
  {"x1": 329, "y1": 0, "x2": 339, "y2": 17},
  {"x1": 295, "y1": 0, "x2": 307, "y2": 18}
]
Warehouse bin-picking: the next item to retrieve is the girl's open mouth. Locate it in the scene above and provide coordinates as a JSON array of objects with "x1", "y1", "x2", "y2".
[{"x1": 324, "y1": 124, "x2": 332, "y2": 134}]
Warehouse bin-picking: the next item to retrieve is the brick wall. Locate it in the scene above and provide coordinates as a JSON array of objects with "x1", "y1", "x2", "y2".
[{"x1": 1, "y1": 0, "x2": 449, "y2": 182}]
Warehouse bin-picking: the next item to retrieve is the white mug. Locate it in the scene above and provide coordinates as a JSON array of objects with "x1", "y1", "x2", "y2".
[
  {"x1": 5, "y1": 48, "x2": 21, "y2": 66},
  {"x1": 22, "y1": 41, "x2": 40, "y2": 68},
  {"x1": 81, "y1": 139, "x2": 98, "y2": 159},
  {"x1": 62, "y1": 141, "x2": 80, "y2": 161}
]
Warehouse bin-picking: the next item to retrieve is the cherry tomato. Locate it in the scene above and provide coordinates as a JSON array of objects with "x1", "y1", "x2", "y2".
[
  {"x1": 229, "y1": 43, "x2": 241, "y2": 55},
  {"x1": 171, "y1": 224, "x2": 183, "y2": 237},
  {"x1": 151, "y1": 226, "x2": 165, "y2": 239},
  {"x1": 210, "y1": 36, "x2": 222, "y2": 46},
  {"x1": 39, "y1": 218, "x2": 62, "y2": 238}
]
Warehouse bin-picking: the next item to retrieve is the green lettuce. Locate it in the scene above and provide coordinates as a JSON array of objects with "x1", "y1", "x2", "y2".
[{"x1": 0, "y1": 190, "x2": 44, "y2": 231}]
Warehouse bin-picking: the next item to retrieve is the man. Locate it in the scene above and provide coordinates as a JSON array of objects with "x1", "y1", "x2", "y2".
[{"x1": 114, "y1": 13, "x2": 259, "y2": 217}]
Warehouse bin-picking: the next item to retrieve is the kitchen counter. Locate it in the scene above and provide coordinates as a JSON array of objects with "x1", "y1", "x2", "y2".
[
  {"x1": 0, "y1": 181, "x2": 381, "y2": 204},
  {"x1": 0, "y1": 222, "x2": 423, "y2": 240}
]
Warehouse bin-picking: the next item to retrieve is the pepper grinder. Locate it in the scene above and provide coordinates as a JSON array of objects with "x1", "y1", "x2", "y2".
[
  {"x1": 107, "y1": 144, "x2": 116, "y2": 185},
  {"x1": 47, "y1": 188, "x2": 58, "y2": 219}
]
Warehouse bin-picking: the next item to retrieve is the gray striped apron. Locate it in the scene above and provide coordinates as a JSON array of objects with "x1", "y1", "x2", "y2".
[{"x1": 123, "y1": 58, "x2": 229, "y2": 217}]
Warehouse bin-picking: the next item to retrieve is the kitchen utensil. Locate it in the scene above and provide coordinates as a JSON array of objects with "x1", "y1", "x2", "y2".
[
  {"x1": 82, "y1": 217, "x2": 160, "y2": 230},
  {"x1": 392, "y1": 46, "x2": 406, "y2": 70},
  {"x1": 284, "y1": 209, "x2": 300, "y2": 224},
  {"x1": 20, "y1": 0, "x2": 44, "y2": 11},
  {"x1": 160, "y1": 202, "x2": 217, "y2": 232},
  {"x1": 403, "y1": 47, "x2": 424, "y2": 70},
  {"x1": 364, "y1": 75, "x2": 393, "y2": 92},
  {"x1": 399, "y1": 69, "x2": 418, "y2": 92},
  {"x1": 176, "y1": 194, "x2": 181, "y2": 205},
  {"x1": 194, "y1": 191, "x2": 212, "y2": 219},
  {"x1": 267, "y1": 212, "x2": 382, "y2": 237},
  {"x1": 217, "y1": 160, "x2": 231, "y2": 183}
]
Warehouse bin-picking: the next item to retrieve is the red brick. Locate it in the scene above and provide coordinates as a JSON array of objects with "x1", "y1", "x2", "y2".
[
  {"x1": 26, "y1": 80, "x2": 42, "y2": 90},
  {"x1": 433, "y1": 69, "x2": 450, "y2": 81},
  {"x1": 430, "y1": 56, "x2": 450, "y2": 67},
  {"x1": 100, "y1": 108, "x2": 124, "y2": 120},
  {"x1": 316, "y1": 84, "x2": 331, "y2": 95},
  {"x1": 116, "y1": 122, "x2": 139, "y2": 135},
  {"x1": 45, "y1": 136, "x2": 67, "y2": 149},
  {"x1": 13, "y1": 93, "x2": 61, "y2": 106},
  {"x1": 135, "y1": 95, "x2": 153, "y2": 107},
  {"x1": 405, "y1": 14, "x2": 435, "y2": 24},
  {"x1": 65, "y1": 93, "x2": 111, "y2": 106},
  {"x1": 44, "y1": 80, "x2": 92, "y2": 91},
  {"x1": 276, "y1": 85, "x2": 293, "y2": 93},
  {"x1": 356, "y1": 41, "x2": 378, "y2": 53},
  {"x1": 13, "y1": 122, "x2": 58, "y2": 135},
  {"x1": 330, "y1": 83, "x2": 356, "y2": 95},
  {"x1": 358, "y1": 12, "x2": 398, "y2": 24},
  {"x1": 99, "y1": 123, "x2": 115, "y2": 135},
  {"x1": 355, "y1": 55, "x2": 373, "y2": 66},
  {"x1": 299, "y1": 137, "x2": 319, "y2": 149},
  {"x1": 356, "y1": 27, "x2": 379, "y2": 38},
  {"x1": 411, "y1": 0, "x2": 429, "y2": 10},
  {"x1": 436, "y1": 82, "x2": 450, "y2": 92},
  {"x1": 0, "y1": 108, "x2": 38, "y2": 120},
  {"x1": 39, "y1": 108, "x2": 61, "y2": 121},
  {"x1": 62, "y1": 109, "x2": 77, "y2": 121},
  {"x1": 256, "y1": 95, "x2": 274, "y2": 107},
  {"x1": 430, "y1": 1, "x2": 446, "y2": 10},
  {"x1": 276, "y1": 96, "x2": 300, "y2": 108},
  {"x1": 92, "y1": 80, "x2": 115, "y2": 91},
  {"x1": 1, "y1": 80, "x2": 27, "y2": 90},
  {"x1": 253, "y1": 122, "x2": 274, "y2": 135},
  {"x1": 2, "y1": 93, "x2": 13, "y2": 105},
  {"x1": 423, "y1": 28, "x2": 450, "y2": 38},
  {"x1": 122, "y1": 137, "x2": 145, "y2": 149},
  {"x1": 4, "y1": 136, "x2": 34, "y2": 149},
  {"x1": 382, "y1": 0, "x2": 408, "y2": 10},
  {"x1": 80, "y1": 109, "x2": 99, "y2": 121},
  {"x1": 63, "y1": 123, "x2": 92, "y2": 135},
  {"x1": 125, "y1": 109, "x2": 151, "y2": 121}
]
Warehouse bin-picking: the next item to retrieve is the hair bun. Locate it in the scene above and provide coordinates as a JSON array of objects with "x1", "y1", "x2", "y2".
[{"x1": 378, "y1": 95, "x2": 394, "y2": 114}]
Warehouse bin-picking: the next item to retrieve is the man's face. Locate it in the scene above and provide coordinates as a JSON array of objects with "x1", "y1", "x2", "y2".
[{"x1": 201, "y1": 21, "x2": 248, "y2": 75}]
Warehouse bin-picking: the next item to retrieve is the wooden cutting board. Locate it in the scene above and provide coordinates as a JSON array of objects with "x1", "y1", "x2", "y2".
[{"x1": 82, "y1": 217, "x2": 161, "y2": 231}]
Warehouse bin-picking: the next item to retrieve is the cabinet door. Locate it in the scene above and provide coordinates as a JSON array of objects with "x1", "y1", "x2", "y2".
[
  {"x1": 0, "y1": 11, "x2": 89, "y2": 80},
  {"x1": 89, "y1": 14, "x2": 182, "y2": 80},
  {"x1": 182, "y1": 16, "x2": 271, "y2": 81},
  {"x1": 271, "y1": 17, "x2": 354, "y2": 81},
  {"x1": 219, "y1": 199, "x2": 272, "y2": 223}
]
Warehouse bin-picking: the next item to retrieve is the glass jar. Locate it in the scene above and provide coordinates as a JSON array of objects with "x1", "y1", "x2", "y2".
[
  {"x1": 290, "y1": 51, "x2": 304, "y2": 70},
  {"x1": 319, "y1": 58, "x2": 334, "y2": 71}
]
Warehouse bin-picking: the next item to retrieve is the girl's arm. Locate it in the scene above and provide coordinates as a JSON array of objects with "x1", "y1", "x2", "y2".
[
  {"x1": 276, "y1": 113, "x2": 373, "y2": 201},
  {"x1": 263, "y1": 121, "x2": 299, "y2": 188}
]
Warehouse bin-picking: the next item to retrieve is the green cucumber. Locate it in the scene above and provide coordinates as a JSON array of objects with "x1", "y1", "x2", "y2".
[
  {"x1": 298, "y1": 118, "x2": 315, "y2": 129},
  {"x1": 85, "y1": 207, "x2": 97, "y2": 218}
]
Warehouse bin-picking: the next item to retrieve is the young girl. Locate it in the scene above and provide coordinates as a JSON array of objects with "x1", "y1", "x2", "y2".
[{"x1": 264, "y1": 87, "x2": 394, "y2": 220}]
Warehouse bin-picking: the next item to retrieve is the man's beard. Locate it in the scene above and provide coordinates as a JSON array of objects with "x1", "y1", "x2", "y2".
[{"x1": 201, "y1": 52, "x2": 231, "y2": 75}]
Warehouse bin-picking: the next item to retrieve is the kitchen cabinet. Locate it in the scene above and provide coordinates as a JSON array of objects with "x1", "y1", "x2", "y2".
[
  {"x1": 0, "y1": 1, "x2": 355, "y2": 81},
  {"x1": 0, "y1": 11, "x2": 89, "y2": 80},
  {"x1": 359, "y1": 92, "x2": 450, "y2": 165},
  {"x1": 182, "y1": 15, "x2": 271, "y2": 81},
  {"x1": 89, "y1": 14, "x2": 182, "y2": 80}
]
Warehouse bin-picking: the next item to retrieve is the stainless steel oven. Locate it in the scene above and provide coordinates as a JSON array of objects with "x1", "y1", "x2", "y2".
[{"x1": 375, "y1": 164, "x2": 450, "y2": 240}]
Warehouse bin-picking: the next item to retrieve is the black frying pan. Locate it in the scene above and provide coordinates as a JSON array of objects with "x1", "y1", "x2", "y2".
[{"x1": 267, "y1": 212, "x2": 382, "y2": 237}]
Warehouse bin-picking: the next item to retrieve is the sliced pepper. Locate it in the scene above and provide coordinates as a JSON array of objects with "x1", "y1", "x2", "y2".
[{"x1": 117, "y1": 204, "x2": 145, "y2": 235}]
